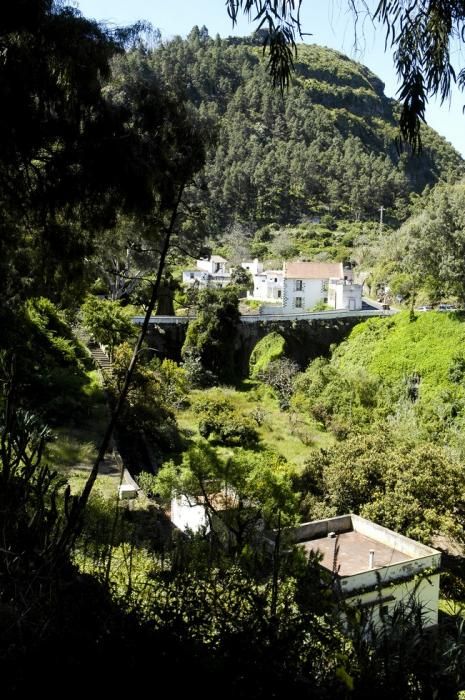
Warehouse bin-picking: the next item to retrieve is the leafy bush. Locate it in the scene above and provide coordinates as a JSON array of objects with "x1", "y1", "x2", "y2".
[
  {"x1": 258, "y1": 357, "x2": 300, "y2": 410},
  {"x1": 137, "y1": 471, "x2": 160, "y2": 498},
  {"x1": 249, "y1": 332, "x2": 286, "y2": 378},
  {"x1": 196, "y1": 397, "x2": 259, "y2": 447}
]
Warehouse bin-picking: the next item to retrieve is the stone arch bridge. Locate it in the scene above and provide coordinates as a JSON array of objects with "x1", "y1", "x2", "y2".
[{"x1": 133, "y1": 309, "x2": 392, "y2": 376}]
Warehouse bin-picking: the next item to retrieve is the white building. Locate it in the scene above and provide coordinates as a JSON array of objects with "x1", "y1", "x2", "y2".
[
  {"x1": 170, "y1": 491, "x2": 236, "y2": 534},
  {"x1": 182, "y1": 255, "x2": 231, "y2": 288},
  {"x1": 241, "y1": 258, "x2": 264, "y2": 276},
  {"x1": 250, "y1": 261, "x2": 362, "y2": 313},
  {"x1": 267, "y1": 514, "x2": 441, "y2": 629},
  {"x1": 282, "y1": 261, "x2": 357, "y2": 312},
  {"x1": 183, "y1": 256, "x2": 363, "y2": 312},
  {"x1": 249, "y1": 268, "x2": 284, "y2": 303},
  {"x1": 328, "y1": 278, "x2": 363, "y2": 311},
  {"x1": 171, "y1": 495, "x2": 210, "y2": 533}
]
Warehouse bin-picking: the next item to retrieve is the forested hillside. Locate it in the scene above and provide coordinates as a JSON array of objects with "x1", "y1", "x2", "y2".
[
  {"x1": 363, "y1": 180, "x2": 465, "y2": 305},
  {"x1": 3, "y1": 7, "x2": 465, "y2": 697},
  {"x1": 150, "y1": 28, "x2": 464, "y2": 233}
]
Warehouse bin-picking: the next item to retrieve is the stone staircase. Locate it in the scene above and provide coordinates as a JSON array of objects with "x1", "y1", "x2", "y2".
[
  {"x1": 89, "y1": 344, "x2": 112, "y2": 374},
  {"x1": 74, "y1": 326, "x2": 112, "y2": 375}
]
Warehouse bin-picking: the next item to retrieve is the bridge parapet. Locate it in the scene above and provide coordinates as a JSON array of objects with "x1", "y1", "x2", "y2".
[
  {"x1": 133, "y1": 308, "x2": 394, "y2": 327},
  {"x1": 135, "y1": 308, "x2": 396, "y2": 374}
]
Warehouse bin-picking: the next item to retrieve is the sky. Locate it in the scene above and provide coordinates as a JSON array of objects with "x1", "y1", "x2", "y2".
[{"x1": 74, "y1": 0, "x2": 465, "y2": 157}]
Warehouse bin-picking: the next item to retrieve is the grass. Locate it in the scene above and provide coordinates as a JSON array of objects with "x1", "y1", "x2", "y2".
[
  {"x1": 334, "y1": 311, "x2": 465, "y2": 406},
  {"x1": 176, "y1": 381, "x2": 333, "y2": 470},
  {"x1": 45, "y1": 369, "x2": 112, "y2": 493},
  {"x1": 66, "y1": 469, "x2": 120, "y2": 500}
]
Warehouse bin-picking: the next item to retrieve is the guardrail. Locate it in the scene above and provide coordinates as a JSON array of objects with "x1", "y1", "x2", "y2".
[
  {"x1": 133, "y1": 308, "x2": 395, "y2": 326},
  {"x1": 132, "y1": 315, "x2": 191, "y2": 325},
  {"x1": 239, "y1": 309, "x2": 395, "y2": 323}
]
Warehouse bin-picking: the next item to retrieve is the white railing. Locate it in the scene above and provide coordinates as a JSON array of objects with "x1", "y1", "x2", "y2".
[
  {"x1": 240, "y1": 309, "x2": 395, "y2": 323},
  {"x1": 132, "y1": 309, "x2": 397, "y2": 326},
  {"x1": 133, "y1": 308, "x2": 394, "y2": 326}
]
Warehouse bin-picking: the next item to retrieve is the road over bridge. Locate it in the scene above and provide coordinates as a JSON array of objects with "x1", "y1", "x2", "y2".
[{"x1": 133, "y1": 308, "x2": 395, "y2": 375}]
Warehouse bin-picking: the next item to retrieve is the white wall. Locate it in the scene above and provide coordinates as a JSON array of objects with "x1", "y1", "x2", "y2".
[
  {"x1": 242, "y1": 259, "x2": 263, "y2": 275},
  {"x1": 345, "y1": 572, "x2": 440, "y2": 628},
  {"x1": 171, "y1": 496, "x2": 209, "y2": 533},
  {"x1": 182, "y1": 270, "x2": 208, "y2": 285},
  {"x1": 328, "y1": 280, "x2": 363, "y2": 310},
  {"x1": 249, "y1": 272, "x2": 283, "y2": 302},
  {"x1": 283, "y1": 278, "x2": 327, "y2": 312},
  {"x1": 196, "y1": 259, "x2": 230, "y2": 275}
]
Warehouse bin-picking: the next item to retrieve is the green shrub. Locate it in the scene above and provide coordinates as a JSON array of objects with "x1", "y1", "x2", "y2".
[
  {"x1": 196, "y1": 397, "x2": 259, "y2": 447},
  {"x1": 249, "y1": 332, "x2": 286, "y2": 378}
]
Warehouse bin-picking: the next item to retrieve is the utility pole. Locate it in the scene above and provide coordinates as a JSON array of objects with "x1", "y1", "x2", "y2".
[{"x1": 379, "y1": 206, "x2": 385, "y2": 232}]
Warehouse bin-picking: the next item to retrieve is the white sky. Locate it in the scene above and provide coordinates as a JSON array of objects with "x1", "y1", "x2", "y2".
[{"x1": 74, "y1": 0, "x2": 465, "y2": 157}]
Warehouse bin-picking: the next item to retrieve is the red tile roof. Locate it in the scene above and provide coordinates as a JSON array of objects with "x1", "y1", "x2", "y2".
[{"x1": 284, "y1": 262, "x2": 344, "y2": 279}]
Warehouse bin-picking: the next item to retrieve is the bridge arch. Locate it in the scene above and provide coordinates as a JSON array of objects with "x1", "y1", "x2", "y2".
[{"x1": 139, "y1": 312, "x2": 387, "y2": 377}]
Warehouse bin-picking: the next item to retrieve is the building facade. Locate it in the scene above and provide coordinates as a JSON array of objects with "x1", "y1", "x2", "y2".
[
  {"x1": 182, "y1": 255, "x2": 231, "y2": 288},
  {"x1": 250, "y1": 261, "x2": 362, "y2": 313},
  {"x1": 266, "y1": 513, "x2": 441, "y2": 628}
]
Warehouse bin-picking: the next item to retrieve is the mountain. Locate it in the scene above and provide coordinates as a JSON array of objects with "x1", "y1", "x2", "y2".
[{"x1": 148, "y1": 29, "x2": 465, "y2": 233}]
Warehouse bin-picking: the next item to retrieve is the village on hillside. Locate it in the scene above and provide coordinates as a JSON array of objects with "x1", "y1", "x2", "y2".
[{"x1": 182, "y1": 255, "x2": 363, "y2": 313}]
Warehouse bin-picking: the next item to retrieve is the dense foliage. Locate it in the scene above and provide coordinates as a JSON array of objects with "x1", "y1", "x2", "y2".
[
  {"x1": 3, "y1": 5, "x2": 465, "y2": 697},
  {"x1": 369, "y1": 181, "x2": 465, "y2": 305},
  {"x1": 182, "y1": 287, "x2": 241, "y2": 384},
  {"x1": 149, "y1": 31, "x2": 464, "y2": 235}
]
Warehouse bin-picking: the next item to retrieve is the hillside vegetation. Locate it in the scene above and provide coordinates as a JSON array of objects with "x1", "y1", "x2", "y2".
[
  {"x1": 293, "y1": 311, "x2": 465, "y2": 448},
  {"x1": 4, "y1": 12, "x2": 465, "y2": 695},
  {"x1": 150, "y1": 30, "x2": 464, "y2": 237}
]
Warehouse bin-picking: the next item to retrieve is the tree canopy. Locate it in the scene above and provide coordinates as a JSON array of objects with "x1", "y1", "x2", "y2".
[{"x1": 228, "y1": 1, "x2": 465, "y2": 150}]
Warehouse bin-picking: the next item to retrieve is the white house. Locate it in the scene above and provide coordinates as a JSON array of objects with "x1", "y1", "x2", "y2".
[
  {"x1": 182, "y1": 255, "x2": 231, "y2": 288},
  {"x1": 248, "y1": 268, "x2": 284, "y2": 303},
  {"x1": 267, "y1": 514, "x2": 441, "y2": 629},
  {"x1": 282, "y1": 261, "x2": 356, "y2": 312},
  {"x1": 182, "y1": 256, "x2": 265, "y2": 290},
  {"x1": 251, "y1": 261, "x2": 362, "y2": 313},
  {"x1": 170, "y1": 490, "x2": 237, "y2": 534},
  {"x1": 328, "y1": 278, "x2": 363, "y2": 311}
]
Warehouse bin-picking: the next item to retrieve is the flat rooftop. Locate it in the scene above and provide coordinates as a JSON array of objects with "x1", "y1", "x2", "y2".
[{"x1": 301, "y1": 531, "x2": 412, "y2": 577}]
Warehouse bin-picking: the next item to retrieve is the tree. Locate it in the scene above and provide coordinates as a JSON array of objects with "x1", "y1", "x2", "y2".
[
  {"x1": 196, "y1": 396, "x2": 259, "y2": 447},
  {"x1": 227, "y1": 0, "x2": 304, "y2": 90},
  {"x1": 81, "y1": 296, "x2": 136, "y2": 360},
  {"x1": 108, "y1": 343, "x2": 180, "y2": 451},
  {"x1": 228, "y1": 1, "x2": 465, "y2": 150},
  {"x1": 154, "y1": 441, "x2": 296, "y2": 554},
  {"x1": 0, "y1": 2, "x2": 149, "y2": 305},
  {"x1": 230, "y1": 265, "x2": 254, "y2": 295},
  {"x1": 403, "y1": 182, "x2": 465, "y2": 302},
  {"x1": 297, "y1": 432, "x2": 465, "y2": 544},
  {"x1": 259, "y1": 357, "x2": 300, "y2": 410},
  {"x1": 181, "y1": 287, "x2": 241, "y2": 384},
  {"x1": 59, "y1": 51, "x2": 207, "y2": 544}
]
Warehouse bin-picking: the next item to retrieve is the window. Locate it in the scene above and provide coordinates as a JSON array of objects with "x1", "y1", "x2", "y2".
[
  {"x1": 295, "y1": 279, "x2": 303, "y2": 291},
  {"x1": 274, "y1": 278, "x2": 277, "y2": 283},
  {"x1": 323, "y1": 297, "x2": 328, "y2": 304},
  {"x1": 321, "y1": 281, "x2": 328, "y2": 292},
  {"x1": 190, "y1": 272, "x2": 195, "y2": 279},
  {"x1": 295, "y1": 297, "x2": 303, "y2": 308},
  {"x1": 277, "y1": 290, "x2": 282, "y2": 298}
]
